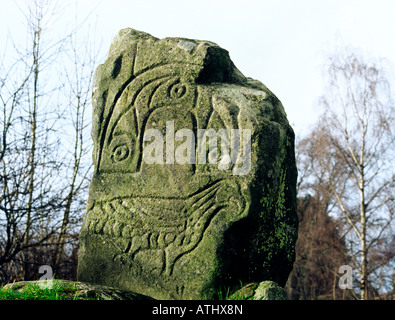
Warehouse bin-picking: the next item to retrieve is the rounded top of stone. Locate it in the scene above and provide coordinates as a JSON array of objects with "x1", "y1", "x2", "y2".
[{"x1": 106, "y1": 28, "x2": 247, "y2": 85}]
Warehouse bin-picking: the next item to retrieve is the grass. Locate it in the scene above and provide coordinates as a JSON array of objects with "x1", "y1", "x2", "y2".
[
  {"x1": 0, "y1": 279, "x2": 103, "y2": 300},
  {"x1": 215, "y1": 282, "x2": 255, "y2": 300},
  {"x1": 0, "y1": 279, "x2": 255, "y2": 300}
]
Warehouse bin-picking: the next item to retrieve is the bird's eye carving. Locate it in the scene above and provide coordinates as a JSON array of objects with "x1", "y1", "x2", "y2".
[
  {"x1": 169, "y1": 83, "x2": 187, "y2": 99},
  {"x1": 112, "y1": 144, "x2": 130, "y2": 162}
]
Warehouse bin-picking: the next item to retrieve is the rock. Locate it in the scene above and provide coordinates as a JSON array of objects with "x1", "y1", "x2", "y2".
[
  {"x1": 3, "y1": 280, "x2": 153, "y2": 300},
  {"x1": 77, "y1": 28, "x2": 298, "y2": 300},
  {"x1": 229, "y1": 281, "x2": 287, "y2": 300},
  {"x1": 253, "y1": 281, "x2": 288, "y2": 300}
]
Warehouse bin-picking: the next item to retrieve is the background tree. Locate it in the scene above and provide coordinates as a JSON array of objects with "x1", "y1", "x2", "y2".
[
  {"x1": 298, "y1": 51, "x2": 395, "y2": 299},
  {"x1": 51, "y1": 11, "x2": 98, "y2": 280},
  {"x1": 285, "y1": 194, "x2": 351, "y2": 300},
  {"x1": 285, "y1": 135, "x2": 353, "y2": 300},
  {"x1": 0, "y1": 0, "x2": 97, "y2": 284}
]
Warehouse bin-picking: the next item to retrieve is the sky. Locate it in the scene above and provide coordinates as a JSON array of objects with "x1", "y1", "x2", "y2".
[{"x1": 1, "y1": 0, "x2": 395, "y2": 137}]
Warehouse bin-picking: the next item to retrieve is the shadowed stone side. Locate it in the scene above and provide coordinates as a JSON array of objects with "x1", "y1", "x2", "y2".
[{"x1": 77, "y1": 28, "x2": 298, "y2": 300}]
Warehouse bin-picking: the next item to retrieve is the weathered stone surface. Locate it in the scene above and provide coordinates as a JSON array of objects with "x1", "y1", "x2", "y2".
[
  {"x1": 77, "y1": 28, "x2": 298, "y2": 300},
  {"x1": 253, "y1": 281, "x2": 287, "y2": 300}
]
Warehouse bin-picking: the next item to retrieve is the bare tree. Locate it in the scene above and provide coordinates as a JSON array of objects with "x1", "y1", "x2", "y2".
[
  {"x1": 286, "y1": 136, "x2": 353, "y2": 300},
  {"x1": 1, "y1": 0, "x2": 60, "y2": 281},
  {"x1": 52, "y1": 22, "x2": 97, "y2": 272},
  {"x1": 285, "y1": 194, "x2": 351, "y2": 300},
  {"x1": 0, "y1": 0, "x2": 97, "y2": 284},
  {"x1": 302, "y1": 51, "x2": 395, "y2": 299}
]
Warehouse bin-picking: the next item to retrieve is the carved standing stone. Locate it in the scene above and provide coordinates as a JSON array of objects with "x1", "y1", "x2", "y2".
[{"x1": 77, "y1": 28, "x2": 298, "y2": 300}]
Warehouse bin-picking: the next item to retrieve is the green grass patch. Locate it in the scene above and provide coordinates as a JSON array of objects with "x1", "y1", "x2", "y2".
[
  {"x1": 215, "y1": 282, "x2": 255, "y2": 300},
  {"x1": 1, "y1": 279, "x2": 260, "y2": 300},
  {"x1": 0, "y1": 279, "x2": 102, "y2": 300}
]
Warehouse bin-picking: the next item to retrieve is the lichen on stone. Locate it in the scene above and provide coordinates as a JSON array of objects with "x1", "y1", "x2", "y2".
[{"x1": 78, "y1": 28, "x2": 298, "y2": 300}]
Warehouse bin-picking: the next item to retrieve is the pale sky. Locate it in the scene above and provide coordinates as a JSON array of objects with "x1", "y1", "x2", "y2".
[{"x1": 2, "y1": 0, "x2": 395, "y2": 137}]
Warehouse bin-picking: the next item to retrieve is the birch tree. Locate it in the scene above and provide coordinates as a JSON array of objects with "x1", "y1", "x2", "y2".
[{"x1": 303, "y1": 51, "x2": 395, "y2": 299}]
